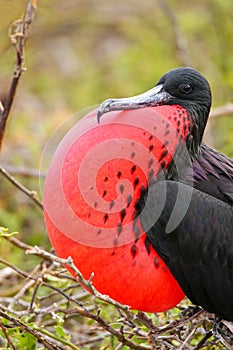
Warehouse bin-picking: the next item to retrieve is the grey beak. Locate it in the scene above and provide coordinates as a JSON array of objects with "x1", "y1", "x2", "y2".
[{"x1": 97, "y1": 84, "x2": 174, "y2": 122}]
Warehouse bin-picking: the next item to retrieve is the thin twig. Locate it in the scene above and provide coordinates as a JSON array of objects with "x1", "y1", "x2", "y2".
[
  {"x1": 193, "y1": 331, "x2": 213, "y2": 350},
  {"x1": 29, "y1": 277, "x2": 42, "y2": 311},
  {"x1": 61, "y1": 308, "x2": 150, "y2": 350},
  {"x1": 0, "y1": 308, "x2": 62, "y2": 350},
  {"x1": 178, "y1": 325, "x2": 198, "y2": 350},
  {"x1": 26, "y1": 246, "x2": 131, "y2": 311},
  {"x1": 0, "y1": 166, "x2": 43, "y2": 209},
  {"x1": 0, "y1": 164, "x2": 45, "y2": 178},
  {"x1": 157, "y1": 0, "x2": 192, "y2": 66},
  {"x1": 0, "y1": 257, "x2": 85, "y2": 312},
  {"x1": 32, "y1": 324, "x2": 80, "y2": 350},
  {"x1": 157, "y1": 309, "x2": 205, "y2": 334},
  {"x1": 4, "y1": 235, "x2": 34, "y2": 251},
  {"x1": 2, "y1": 237, "x2": 231, "y2": 349},
  {"x1": 0, "y1": 320, "x2": 18, "y2": 350},
  {"x1": 137, "y1": 311, "x2": 158, "y2": 331},
  {"x1": 0, "y1": 0, "x2": 37, "y2": 151},
  {"x1": 0, "y1": 251, "x2": 149, "y2": 349},
  {"x1": 210, "y1": 103, "x2": 233, "y2": 118}
]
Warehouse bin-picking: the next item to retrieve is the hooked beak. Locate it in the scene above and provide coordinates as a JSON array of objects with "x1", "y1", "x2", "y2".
[{"x1": 97, "y1": 84, "x2": 174, "y2": 123}]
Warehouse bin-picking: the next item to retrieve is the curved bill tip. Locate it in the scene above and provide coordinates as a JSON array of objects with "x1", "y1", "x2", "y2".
[
  {"x1": 97, "y1": 99, "x2": 113, "y2": 123},
  {"x1": 97, "y1": 110, "x2": 102, "y2": 124}
]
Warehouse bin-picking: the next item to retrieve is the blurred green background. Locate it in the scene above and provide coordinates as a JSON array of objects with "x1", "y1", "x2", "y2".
[{"x1": 0, "y1": 0, "x2": 232, "y2": 263}]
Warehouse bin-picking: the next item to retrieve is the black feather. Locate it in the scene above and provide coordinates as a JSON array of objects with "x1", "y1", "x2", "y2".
[{"x1": 141, "y1": 180, "x2": 233, "y2": 321}]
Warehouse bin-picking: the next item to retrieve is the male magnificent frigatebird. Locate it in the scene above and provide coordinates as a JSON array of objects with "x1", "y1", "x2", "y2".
[{"x1": 97, "y1": 67, "x2": 233, "y2": 321}]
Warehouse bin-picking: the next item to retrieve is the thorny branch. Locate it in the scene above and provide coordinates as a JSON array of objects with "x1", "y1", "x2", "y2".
[{"x1": 0, "y1": 0, "x2": 37, "y2": 152}]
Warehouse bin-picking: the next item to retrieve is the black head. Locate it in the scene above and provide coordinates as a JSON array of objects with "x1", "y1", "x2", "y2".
[
  {"x1": 157, "y1": 67, "x2": 212, "y2": 154},
  {"x1": 97, "y1": 67, "x2": 212, "y2": 154},
  {"x1": 157, "y1": 67, "x2": 212, "y2": 125}
]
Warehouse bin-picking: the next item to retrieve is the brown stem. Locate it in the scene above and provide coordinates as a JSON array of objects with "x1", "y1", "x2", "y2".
[
  {"x1": 0, "y1": 320, "x2": 18, "y2": 350},
  {"x1": 0, "y1": 166, "x2": 43, "y2": 209},
  {"x1": 61, "y1": 307, "x2": 150, "y2": 350},
  {"x1": 210, "y1": 103, "x2": 233, "y2": 118},
  {"x1": 0, "y1": 309, "x2": 62, "y2": 350},
  {"x1": 157, "y1": 0, "x2": 192, "y2": 66},
  {"x1": 0, "y1": 0, "x2": 37, "y2": 152}
]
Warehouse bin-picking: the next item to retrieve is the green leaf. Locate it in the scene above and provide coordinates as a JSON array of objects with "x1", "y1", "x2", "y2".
[
  {"x1": 0, "y1": 227, "x2": 18, "y2": 237},
  {"x1": 55, "y1": 325, "x2": 70, "y2": 341},
  {"x1": 19, "y1": 331, "x2": 37, "y2": 350}
]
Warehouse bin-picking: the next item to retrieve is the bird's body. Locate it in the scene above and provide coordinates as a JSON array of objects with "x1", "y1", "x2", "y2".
[
  {"x1": 192, "y1": 144, "x2": 233, "y2": 205},
  {"x1": 98, "y1": 67, "x2": 233, "y2": 321},
  {"x1": 140, "y1": 180, "x2": 233, "y2": 321}
]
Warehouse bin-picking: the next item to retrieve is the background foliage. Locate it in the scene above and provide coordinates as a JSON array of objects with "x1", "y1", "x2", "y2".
[{"x1": 0, "y1": 0, "x2": 232, "y2": 349}]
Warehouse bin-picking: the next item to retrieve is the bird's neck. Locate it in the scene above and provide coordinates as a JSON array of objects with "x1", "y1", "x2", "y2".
[
  {"x1": 162, "y1": 103, "x2": 210, "y2": 181},
  {"x1": 184, "y1": 103, "x2": 210, "y2": 160}
]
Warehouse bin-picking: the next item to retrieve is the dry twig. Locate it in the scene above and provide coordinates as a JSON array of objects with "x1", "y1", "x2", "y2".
[
  {"x1": 210, "y1": 103, "x2": 233, "y2": 118},
  {"x1": 1, "y1": 235, "x2": 230, "y2": 349},
  {"x1": 0, "y1": 164, "x2": 44, "y2": 178},
  {"x1": 0, "y1": 0, "x2": 37, "y2": 151},
  {"x1": 0, "y1": 166, "x2": 43, "y2": 209},
  {"x1": 157, "y1": 0, "x2": 192, "y2": 66}
]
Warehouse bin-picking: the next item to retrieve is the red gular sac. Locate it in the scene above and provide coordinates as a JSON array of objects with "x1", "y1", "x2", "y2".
[{"x1": 43, "y1": 105, "x2": 191, "y2": 312}]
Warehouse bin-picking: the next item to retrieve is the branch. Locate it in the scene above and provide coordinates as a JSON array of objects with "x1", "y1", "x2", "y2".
[
  {"x1": 0, "y1": 320, "x2": 18, "y2": 350},
  {"x1": 1, "y1": 243, "x2": 149, "y2": 349},
  {"x1": 0, "y1": 164, "x2": 44, "y2": 178},
  {"x1": 210, "y1": 103, "x2": 233, "y2": 118},
  {"x1": 0, "y1": 166, "x2": 43, "y2": 209},
  {"x1": 177, "y1": 325, "x2": 198, "y2": 350},
  {"x1": 157, "y1": 309, "x2": 204, "y2": 334},
  {"x1": 3, "y1": 236, "x2": 230, "y2": 349},
  {"x1": 0, "y1": 0, "x2": 37, "y2": 152},
  {"x1": 0, "y1": 308, "x2": 63, "y2": 350},
  {"x1": 4, "y1": 235, "x2": 34, "y2": 251},
  {"x1": 157, "y1": 0, "x2": 192, "y2": 66},
  {"x1": 62, "y1": 307, "x2": 150, "y2": 350},
  {"x1": 25, "y1": 246, "x2": 131, "y2": 312}
]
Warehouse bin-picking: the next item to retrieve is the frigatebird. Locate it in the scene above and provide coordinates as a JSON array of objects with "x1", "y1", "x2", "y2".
[{"x1": 97, "y1": 67, "x2": 233, "y2": 322}]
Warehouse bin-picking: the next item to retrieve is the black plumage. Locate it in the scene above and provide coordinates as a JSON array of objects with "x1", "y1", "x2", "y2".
[
  {"x1": 192, "y1": 144, "x2": 233, "y2": 204},
  {"x1": 140, "y1": 180, "x2": 233, "y2": 321}
]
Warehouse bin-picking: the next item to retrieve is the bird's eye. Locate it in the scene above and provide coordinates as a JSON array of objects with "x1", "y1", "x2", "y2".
[{"x1": 180, "y1": 84, "x2": 193, "y2": 94}]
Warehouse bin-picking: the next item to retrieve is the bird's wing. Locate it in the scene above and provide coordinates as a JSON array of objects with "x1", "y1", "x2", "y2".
[
  {"x1": 140, "y1": 180, "x2": 233, "y2": 321},
  {"x1": 185, "y1": 144, "x2": 233, "y2": 204}
]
